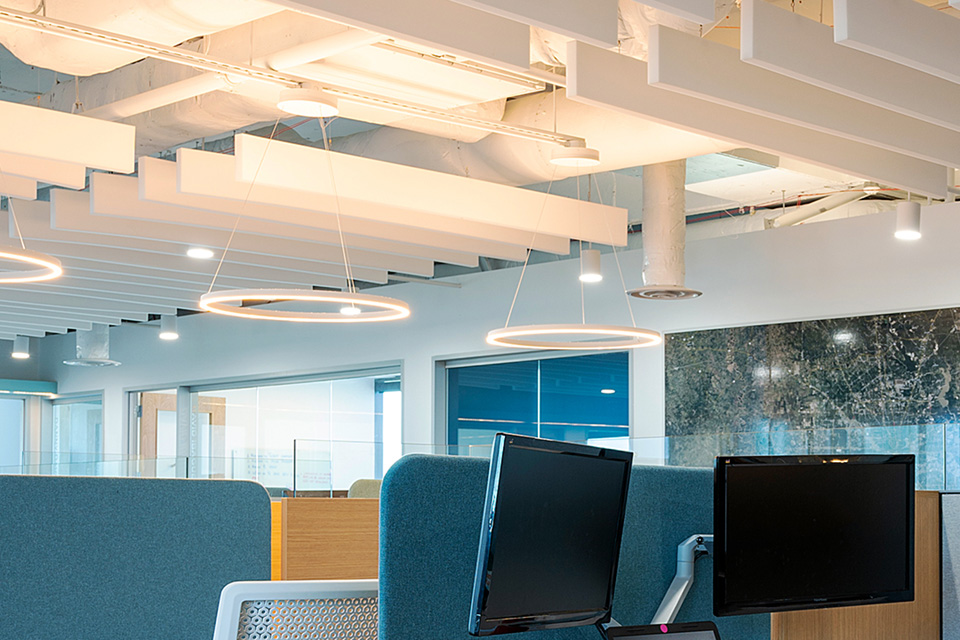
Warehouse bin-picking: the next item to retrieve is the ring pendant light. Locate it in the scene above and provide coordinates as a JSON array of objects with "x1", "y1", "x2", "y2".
[
  {"x1": 200, "y1": 289, "x2": 410, "y2": 323},
  {"x1": 0, "y1": 246, "x2": 63, "y2": 283},
  {"x1": 199, "y1": 119, "x2": 410, "y2": 324},
  {"x1": 486, "y1": 171, "x2": 661, "y2": 351}
]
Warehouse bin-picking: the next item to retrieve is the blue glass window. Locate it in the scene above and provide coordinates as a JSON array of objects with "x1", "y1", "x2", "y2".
[{"x1": 447, "y1": 352, "x2": 629, "y2": 455}]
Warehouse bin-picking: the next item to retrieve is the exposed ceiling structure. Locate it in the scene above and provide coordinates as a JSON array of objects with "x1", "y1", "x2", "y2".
[{"x1": 0, "y1": 0, "x2": 955, "y2": 341}]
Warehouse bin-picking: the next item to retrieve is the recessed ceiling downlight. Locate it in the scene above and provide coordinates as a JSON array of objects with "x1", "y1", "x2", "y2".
[
  {"x1": 277, "y1": 84, "x2": 339, "y2": 118},
  {"x1": 187, "y1": 247, "x2": 215, "y2": 259}
]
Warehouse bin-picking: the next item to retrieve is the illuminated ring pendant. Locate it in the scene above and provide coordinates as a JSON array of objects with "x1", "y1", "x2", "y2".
[
  {"x1": 199, "y1": 288, "x2": 410, "y2": 323},
  {"x1": 486, "y1": 323, "x2": 662, "y2": 350},
  {"x1": 0, "y1": 247, "x2": 63, "y2": 283}
]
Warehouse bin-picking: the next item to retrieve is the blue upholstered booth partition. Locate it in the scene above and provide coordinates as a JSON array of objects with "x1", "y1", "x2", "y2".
[
  {"x1": 0, "y1": 476, "x2": 271, "y2": 640},
  {"x1": 379, "y1": 455, "x2": 769, "y2": 640}
]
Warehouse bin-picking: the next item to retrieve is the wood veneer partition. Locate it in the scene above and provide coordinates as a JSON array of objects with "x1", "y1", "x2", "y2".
[
  {"x1": 770, "y1": 490, "x2": 939, "y2": 640},
  {"x1": 281, "y1": 497, "x2": 379, "y2": 580}
]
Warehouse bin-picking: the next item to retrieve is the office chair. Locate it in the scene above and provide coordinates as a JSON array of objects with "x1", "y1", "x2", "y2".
[{"x1": 212, "y1": 579, "x2": 378, "y2": 640}]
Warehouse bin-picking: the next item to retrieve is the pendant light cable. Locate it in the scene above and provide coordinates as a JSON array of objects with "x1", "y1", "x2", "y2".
[
  {"x1": 206, "y1": 117, "x2": 282, "y2": 294},
  {"x1": 593, "y1": 173, "x2": 637, "y2": 328},
  {"x1": 503, "y1": 165, "x2": 558, "y2": 328},
  {"x1": 318, "y1": 116, "x2": 357, "y2": 295}
]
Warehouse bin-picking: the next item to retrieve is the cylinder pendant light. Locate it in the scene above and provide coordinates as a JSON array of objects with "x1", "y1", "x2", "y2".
[
  {"x1": 895, "y1": 201, "x2": 921, "y2": 241},
  {"x1": 159, "y1": 315, "x2": 179, "y2": 341},
  {"x1": 579, "y1": 248, "x2": 603, "y2": 283},
  {"x1": 11, "y1": 335, "x2": 29, "y2": 359}
]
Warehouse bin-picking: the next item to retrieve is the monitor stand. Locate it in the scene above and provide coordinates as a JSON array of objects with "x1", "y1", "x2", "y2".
[
  {"x1": 596, "y1": 617, "x2": 620, "y2": 639},
  {"x1": 650, "y1": 534, "x2": 713, "y2": 625}
]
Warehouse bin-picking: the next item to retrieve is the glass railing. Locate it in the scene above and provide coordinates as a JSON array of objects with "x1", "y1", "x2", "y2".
[{"x1": 5, "y1": 423, "x2": 958, "y2": 493}]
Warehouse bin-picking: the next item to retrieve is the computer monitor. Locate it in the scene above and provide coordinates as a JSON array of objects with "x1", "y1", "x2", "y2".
[
  {"x1": 714, "y1": 454, "x2": 915, "y2": 616},
  {"x1": 468, "y1": 433, "x2": 634, "y2": 636}
]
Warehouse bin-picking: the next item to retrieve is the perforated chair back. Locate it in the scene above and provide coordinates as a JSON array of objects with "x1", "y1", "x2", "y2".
[{"x1": 213, "y1": 579, "x2": 378, "y2": 640}]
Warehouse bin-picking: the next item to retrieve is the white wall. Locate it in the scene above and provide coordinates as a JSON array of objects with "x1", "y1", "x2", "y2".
[{"x1": 33, "y1": 202, "x2": 960, "y2": 455}]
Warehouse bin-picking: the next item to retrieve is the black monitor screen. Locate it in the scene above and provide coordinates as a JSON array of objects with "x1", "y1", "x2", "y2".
[
  {"x1": 469, "y1": 433, "x2": 633, "y2": 636},
  {"x1": 714, "y1": 455, "x2": 915, "y2": 616}
]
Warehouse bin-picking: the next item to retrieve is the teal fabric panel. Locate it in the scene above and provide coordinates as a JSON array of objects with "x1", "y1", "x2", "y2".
[
  {"x1": 378, "y1": 455, "x2": 768, "y2": 640},
  {"x1": 0, "y1": 476, "x2": 271, "y2": 640}
]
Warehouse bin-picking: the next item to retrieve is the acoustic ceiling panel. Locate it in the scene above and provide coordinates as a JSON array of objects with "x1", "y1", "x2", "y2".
[
  {"x1": 566, "y1": 40, "x2": 950, "y2": 198},
  {"x1": 450, "y1": 0, "x2": 619, "y2": 48}
]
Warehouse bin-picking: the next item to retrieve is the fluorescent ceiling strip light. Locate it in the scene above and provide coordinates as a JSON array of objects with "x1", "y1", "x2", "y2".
[{"x1": 0, "y1": 5, "x2": 583, "y2": 148}]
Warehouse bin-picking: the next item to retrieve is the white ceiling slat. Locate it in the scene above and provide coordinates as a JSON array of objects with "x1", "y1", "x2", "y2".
[
  {"x1": 0, "y1": 325, "x2": 49, "y2": 338},
  {"x1": 50, "y1": 189, "x2": 435, "y2": 277},
  {"x1": 0, "y1": 320, "x2": 70, "y2": 334},
  {"x1": 61, "y1": 261, "x2": 335, "y2": 291},
  {"x1": 632, "y1": 0, "x2": 717, "y2": 24},
  {"x1": 137, "y1": 157, "x2": 532, "y2": 261},
  {"x1": 12, "y1": 281, "x2": 203, "y2": 310},
  {"x1": 269, "y1": 0, "x2": 531, "y2": 72},
  {"x1": 88, "y1": 173, "x2": 479, "y2": 268},
  {"x1": 180, "y1": 147, "x2": 574, "y2": 254},
  {"x1": 7, "y1": 201, "x2": 365, "y2": 288},
  {"x1": 566, "y1": 40, "x2": 950, "y2": 198},
  {"x1": 835, "y1": 0, "x2": 960, "y2": 85},
  {"x1": 0, "y1": 174, "x2": 37, "y2": 200},
  {"x1": 449, "y1": 0, "x2": 619, "y2": 48},
  {"x1": 0, "y1": 305, "x2": 118, "y2": 326},
  {"x1": 0, "y1": 151, "x2": 87, "y2": 190},
  {"x1": 741, "y1": 0, "x2": 960, "y2": 134},
  {"x1": 0, "y1": 299, "x2": 140, "y2": 323},
  {"x1": 648, "y1": 25, "x2": 960, "y2": 169},
  {"x1": 0, "y1": 289, "x2": 177, "y2": 316},
  {"x1": 0, "y1": 100, "x2": 135, "y2": 173},
  {"x1": 233, "y1": 136, "x2": 626, "y2": 247},
  {"x1": 45, "y1": 191, "x2": 412, "y2": 281}
]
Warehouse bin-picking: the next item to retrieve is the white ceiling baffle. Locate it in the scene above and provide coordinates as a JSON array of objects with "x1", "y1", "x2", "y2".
[
  {"x1": 565, "y1": 40, "x2": 950, "y2": 198},
  {"x1": 136, "y1": 156, "x2": 535, "y2": 260},
  {"x1": 741, "y1": 0, "x2": 960, "y2": 134},
  {"x1": 647, "y1": 25, "x2": 960, "y2": 169},
  {"x1": 448, "y1": 0, "x2": 619, "y2": 48}
]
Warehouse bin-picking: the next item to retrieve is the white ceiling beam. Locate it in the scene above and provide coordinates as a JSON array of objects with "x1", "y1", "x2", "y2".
[
  {"x1": 449, "y1": 0, "x2": 618, "y2": 48},
  {"x1": 138, "y1": 157, "x2": 533, "y2": 261},
  {"x1": 89, "y1": 172, "x2": 478, "y2": 267},
  {"x1": 0, "y1": 305, "x2": 117, "y2": 326},
  {"x1": 566, "y1": 40, "x2": 950, "y2": 198},
  {"x1": 0, "y1": 100, "x2": 134, "y2": 173},
  {"x1": 835, "y1": 0, "x2": 960, "y2": 85},
  {"x1": 183, "y1": 147, "x2": 574, "y2": 253},
  {"x1": 741, "y1": 0, "x2": 960, "y2": 134},
  {"x1": 0, "y1": 289, "x2": 177, "y2": 316},
  {"x1": 61, "y1": 260, "x2": 335, "y2": 291},
  {"x1": 632, "y1": 0, "x2": 717, "y2": 24},
  {"x1": 268, "y1": 0, "x2": 531, "y2": 72},
  {"x1": 0, "y1": 325, "x2": 49, "y2": 337},
  {"x1": 0, "y1": 174, "x2": 36, "y2": 199},
  {"x1": 47, "y1": 190, "x2": 425, "y2": 279},
  {"x1": 0, "y1": 151, "x2": 87, "y2": 189},
  {"x1": 648, "y1": 25, "x2": 960, "y2": 169},
  {"x1": 232, "y1": 137, "x2": 623, "y2": 247},
  {"x1": 8, "y1": 200, "x2": 371, "y2": 287},
  {"x1": 0, "y1": 319, "x2": 70, "y2": 334}
]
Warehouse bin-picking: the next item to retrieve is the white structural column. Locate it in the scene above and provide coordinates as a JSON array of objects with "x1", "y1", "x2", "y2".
[
  {"x1": 566, "y1": 40, "x2": 949, "y2": 198},
  {"x1": 741, "y1": 0, "x2": 960, "y2": 134},
  {"x1": 648, "y1": 25, "x2": 960, "y2": 169},
  {"x1": 449, "y1": 0, "x2": 619, "y2": 48},
  {"x1": 835, "y1": 0, "x2": 960, "y2": 85},
  {"x1": 641, "y1": 160, "x2": 687, "y2": 289}
]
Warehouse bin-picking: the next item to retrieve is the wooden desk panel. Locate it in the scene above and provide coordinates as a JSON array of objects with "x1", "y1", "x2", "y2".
[
  {"x1": 770, "y1": 490, "x2": 939, "y2": 640},
  {"x1": 281, "y1": 498, "x2": 379, "y2": 580},
  {"x1": 271, "y1": 500, "x2": 282, "y2": 580}
]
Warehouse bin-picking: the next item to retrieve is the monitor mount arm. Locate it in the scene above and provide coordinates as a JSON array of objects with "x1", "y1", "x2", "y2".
[{"x1": 650, "y1": 534, "x2": 713, "y2": 625}]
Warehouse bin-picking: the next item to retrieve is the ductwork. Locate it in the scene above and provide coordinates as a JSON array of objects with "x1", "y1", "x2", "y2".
[
  {"x1": 0, "y1": 0, "x2": 283, "y2": 76},
  {"x1": 63, "y1": 323, "x2": 120, "y2": 367},
  {"x1": 629, "y1": 160, "x2": 703, "y2": 300}
]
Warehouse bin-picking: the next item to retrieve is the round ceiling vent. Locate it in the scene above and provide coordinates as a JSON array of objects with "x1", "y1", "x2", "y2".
[
  {"x1": 62, "y1": 358, "x2": 121, "y2": 367},
  {"x1": 628, "y1": 285, "x2": 703, "y2": 300}
]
